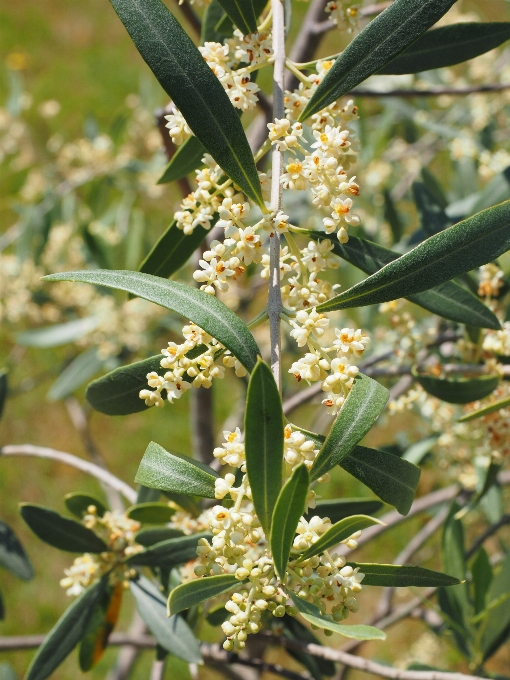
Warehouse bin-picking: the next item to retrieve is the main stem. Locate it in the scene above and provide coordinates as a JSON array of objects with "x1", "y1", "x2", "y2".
[{"x1": 268, "y1": 0, "x2": 285, "y2": 392}]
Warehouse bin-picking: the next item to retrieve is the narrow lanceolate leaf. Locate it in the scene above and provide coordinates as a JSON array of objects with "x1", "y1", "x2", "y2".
[
  {"x1": 64, "y1": 493, "x2": 107, "y2": 519},
  {"x1": 216, "y1": 0, "x2": 257, "y2": 34},
  {"x1": 20, "y1": 504, "x2": 107, "y2": 553},
  {"x1": 316, "y1": 201, "x2": 510, "y2": 313},
  {"x1": 481, "y1": 550, "x2": 510, "y2": 660},
  {"x1": 130, "y1": 577, "x2": 202, "y2": 663},
  {"x1": 297, "y1": 515, "x2": 383, "y2": 562},
  {"x1": 139, "y1": 221, "x2": 209, "y2": 280},
  {"x1": 244, "y1": 360, "x2": 284, "y2": 536},
  {"x1": 299, "y1": 0, "x2": 456, "y2": 120},
  {"x1": 307, "y1": 232, "x2": 500, "y2": 329},
  {"x1": 310, "y1": 374, "x2": 389, "y2": 482},
  {"x1": 79, "y1": 583, "x2": 122, "y2": 672},
  {"x1": 109, "y1": 0, "x2": 263, "y2": 206},
  {"x1": 305, "y1": 499, "x2": 384, "y2": 524},
  {"x1": 379, "y1": 23, "x2": 510, "y2": 75},
  {"x1": 341, "y1": 446, "x2": 421, "y2": 515},
  {"x1": 135, "y1": 442, "x2": 219, "y2": 499},
  {"x1": 458, "y1": 393, "x2": 510, "y2": 422},
  {"x1": 157, "y1": 136, "x2": 205, "y2": 184},
  {"x1": 346, "y1": 564, "x2": 461, "y2": 588},
  {"x1": 43, "y1": 271, "x2": 260, "y2": 372},
  {"x1": 288, "y1": 593, "x2": 385, "y2": 641},
  {"x1": 135, "y1": 527, "x2": 184, "y2": 547},
  {"x1": 202, "y1": 0, "x2": 228, "y2": 42},
  {"x1": 271, "y1": 464, "x2": 309, "y2": 580},
  {"x1": 47, "y1": 348, "x2": 105, "y2": 401},
  {"x1": 0, "y1": 520, "x2": 34, "y2": 581},
  {"x1": 25, "y1": 579, "x2": 105, "y2": 680},
  {"x1": 412, "y1": 369, "x2": 499, "y2": 405},
  {"x1": 16, "y1": 316, "x2": 101, "y2": 348},
  {"x1": 126, "y1": 533, "x2": 211, "y2": 568},
  {"x1": 169, "y1": 574, "x2": 240, "y2": 615},
  {"x1": 86, "y1": 354, "x2": 164, "y2": 416},
  {"x1": 126, "y1": 502, "x2": 175, "y2": 524}
]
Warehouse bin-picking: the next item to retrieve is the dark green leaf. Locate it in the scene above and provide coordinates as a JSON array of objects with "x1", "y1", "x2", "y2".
[
  {"x1": 305, "y1": 498, "x2": 384, "y2": 524},
  {"x1": 311, "y1": 374, "x2": 389, "y2": 482},
  {"x1": 44, "y1": 271, "x2": 261, "y2": 372},
  {"x1": 412, "y1": 181, "x2": 451, "y2": 238},
  {"x1": 482, "y1": 550, "x2": 510, "y2": 659},
  {"x1": 135, "y1": 527, "x2": 184, "y2": 547},
  {"x1": 347, "y1": 563, "x2": 460, "y2": 587},
  {"x1": 244, "y1": 359, "x2": 284, "y2": 536},
  {"x1": 86, "y1": 354, "x2": 164, "y2": 416},
  {"x1": 471, "y1": 548, "x2": 492, "y2": 615},
  {"x1": 341, "y1": 445, "x2": 421, "y2": 515},
  {"x1": 157, "y1": 137, "x2": 205, "y2": 184},
  {"x1": 379, "y1": 23, "x2": 510, "y2": 74},
  {"x1": 413, "y1": 369, "x2": 499, "y2": 404},
  {"x1": 288, "y1": 593, "x2": 385, "y2": 640},
  {"x1": 458, "y1": 393, "x2": 510, "y2": 422},
  {"x1": 316, "y1": 201, "x2": 510, "y2": 313},
  {"x1": 169, "y1": 574, "x2": 240, "y2": 615},
  {"x1": 64, "y1": 493, "x2": 107, "y2": 519},
  {"x1": 0, "y1": 520, "x2": 34, "y2": 581},
  {"x1": 282, "y1": 615, "x2": 335, "y2": 679},
  {"x1": 0, "y1": 590, "x2": 4, "y2": 621},
  {"x1": 109, "y1": 0, "x2": 263, "y2": 205},
  {"x1": 162, "y1": 491, "x2": 201, "y2": 517},
  {"x1": 441, "y1": 503, "x2": 470, "y2": 628},
  {"x1": 383, "y1": 189, "x2": 404, "y2": 244},
  {"x1": 271, "y1": 464, "x2": 309, "y2": 580},
  {"x1": 299, "y1": 0, "x2": 456, "y2": 120},
  {"x1": 135, "y1": 442, "x2": 219, "y2": 499},
  {"x1": 297, "y1": 515, "x2": 383, "y2": 562},
  {"x1": 202, "y1": 0, "x2": 228, "y2": 42},
  {"x1": 130, "y1": 577, "x2": 202, "y2": 663},
  {"x1": 25, "y1": 579, "x2": 105, "y2": 680},
  {"x1": 0, "y1": 370, "x2": 7, "y2": 420},
  {"x1": 136, "y1": 485, "x2": 161, "y2": 504},
  {"x1": 139, "y1": 221, "x2": 209, "y2": 280},
  {"x1": 126, "y1": 502, "x2": 176, "y2": 524},
  {"x1": 126, "y1": 533, "x2": 210, "y2": 568},
  {"x1": 17, "y1": 316, "x2": 101, "y2": 348},
  {"x1": 79, "y1": 583, "x2": 122, "y2": 671},
  {"x1": 47, "y1": 348, "x2": 105, "y2": 401},
  {"x1": 20, "y1": 504, "x2": 107, "y2": 553},
  {"x1": 216, "y1": 0, "x2": 257, "y2": 34},
  {"x1": 206, "y1": 606, "x2": 228, "y2": 626}
]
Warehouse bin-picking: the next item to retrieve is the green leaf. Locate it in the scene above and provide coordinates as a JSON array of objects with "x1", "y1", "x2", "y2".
[
  {"x1": 126, "y1": 533, "x2": 210, "y2": 568},
  {"x1": 0, "y1": 520, "x2": 34, "y2": 581},
  {"x1": 341, "y1": 445, "x2": 421, "y2": 515},
  {"x1": 109, "y1": 0, "x2": 263, "y2": 205},
  {"x1": 0, "y1": 370, "x2": 7, "y2": 420},
  {"x1": 305, "y1": 498, "x2": 384, "y2": 524},
  {"x1": 383, "y1": 189, "x2": 404, "y2": 244},
  {"x1": 202, "y1": 0, "x2": 228, "y2": 42},
  {"x1": 44, "y1": 271, "x2": 261, "y2": 372},
  {"x1": 316, "y1": 201, "x2": 510, "y2": 313},
  {"x1": 307, "y1": 232, "x2": 501, "y2": 329},
  {"x1": 126, "y1": 502, "x2": 176, "y2": 524},
  {"x1": 412, "y1": 181, "x2": 451, "y2": 238},
  {"x1": 347, "y1": 563, "x2": 460, "y2": 587},
  {"x1": 135, "y1": 442, "x2": 219, "y2": 499},
  {"x1": 79, "y1": 583, "x2": 122, "y2": 671},
  {"x1": 402, "y1": 435, "x2": 439, "y2": 465},
  {"x1": 136, "y1": 485, "x2": 161, "y2": 504},
  {"x1": 86, "y1": 354, "x2": 164, "y2": 416},
  {"x1": 20, "y1": 504, "x2": 107, "y2": 553},
  {"x1": 64, "y1": 493, "x2": 107, "y2": 519},
  {"x1": 169, "y1": 574, "x2": 240, "y2": 615},
  {"x1": 206, "y1": 606, "x2": 228, "y2": 626},
  {"x1": 297, "y1": 515, "x2": 383, "y2": 562},
  {"x1": 271, "y1": 464, "x2": 309, "y2": 580},
  {"x1": 16, "y1": 316, "x2": 101, "y2": 348},
  {"x1": 281, "y1": 615, "x2": 336, "y2": 679},
  {"x1": 471, "y1": 548, "x2": 492, "y2": 615},
  {"x1": 288, "y1": 592, "x2": 386, "y2": 641},
  {"x1": 379, "y1": 23, "x2": 510, "y2": 74},
  {"x1": 244, "y1": 359, "x2": 284, "y2": 536},
  {"x1": 157, "y1": 137, "x2": 205, "y2": 184},
  {"x1": 0, "y1": 663, "x2": 18, "y2": 680},
  {"x1": 139, "y1": 221, "x2": 209, "y2": 280},
  {"x1": 299, "y1": 0, "x2": 456, "y2": 120},
  {"x1": 47, "y1": 348, "x2": 105, "y2": 401},
  {"x1": 441, "y1": 503, "x2": 470, "y2": 627},
  {"x1": 310, "y1": 374, "x2": 389, "y2": 482},
  {"x1": 135, "y1": 527, "x2": 184, "y2": 547},
  {"x1": 458, "y1": 392, "x2": 510, "y2": 422},
  {"x1": 162, "y1": 491, "x2": 201, "y2": 517},
  {"x1": 130, "y1": 576, "x2": 202, "y2": 663},
  {"x1": 482, "y1": 550, "x2": 510, "y2": 659},
  {"x1": 413, "y1": 369, "x2": 499, "y2": 404},
  {"x1": 216, "y1": 0, "x2": 257, "y2": 34},
  {"x1": 25, "y1": 579, "x2": 105, "y2": 680}
]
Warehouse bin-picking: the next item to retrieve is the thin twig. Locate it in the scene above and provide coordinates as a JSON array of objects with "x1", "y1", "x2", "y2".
[
  {"x1": 0, "y1": 444, "x2": 137, "y2": 504},
  {"x1": 150, "y1": 659, "x2": 166, "y2": 680},
  {"x1": 176, "y1": 0, "x2": 202, "y2": 38},
  {"x1": 465, "y1": 513, "x2": 510, "y2": 560}
]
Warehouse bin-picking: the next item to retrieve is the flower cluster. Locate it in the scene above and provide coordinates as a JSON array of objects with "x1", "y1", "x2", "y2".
[{"x1": 60, "y1": 507, "x2": 143, "y2": 597}]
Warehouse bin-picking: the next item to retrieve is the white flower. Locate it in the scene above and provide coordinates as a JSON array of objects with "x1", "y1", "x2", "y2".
[
  {"x1": 289, "y1": 351, "x2": 329, "y2": 384},
  {"x1": 293, "y1": 516, "x2": 332, "y2": 551},
  {"x1": 164, "y1": 110, "x2": 191, "y2": 146},
  {"x1": 199, "y1": 41, "x2": 229, "y2": 65},
  {"x1": 322, "y1": 356, "x2": 359, "y2": 393},
  {"x1": 193, "y1": 257, "x2": 236, "y2": 293},
  {"x1": 281, "y1": 159, "x2": 308, "y2": 191},
  {"x1": 283, "y1": 425, "x2": 319, "y2": 470},
  {"x1": 215, "y1": 473, "x2": 237, "y2": 500},
  {"x1": 290, "y1": 308, "x2": 330, "y2": 347},
  {"x1": 214, "y1": 428, "x2": 246, "y2": 468},
  {"x1": 332, "y1": 327, "x2": 369, "y2": 357},
  {"x1": 301, "y1": 239, "x2": 339, "y2": 273},
  {"x1": 234, "y1": 30, "x2": 273, "y2": 66},
  {"x1": 223, "y1": 73, "x2": 260, "y2": 111}
]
